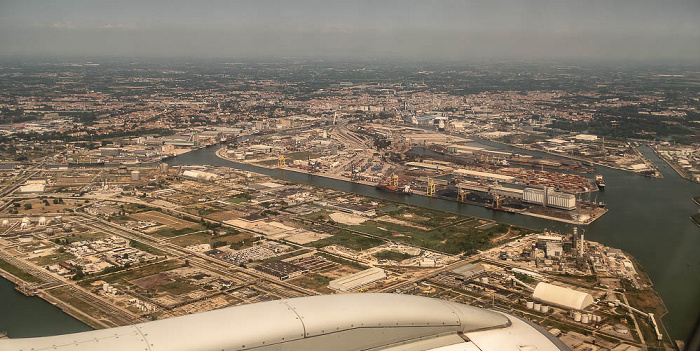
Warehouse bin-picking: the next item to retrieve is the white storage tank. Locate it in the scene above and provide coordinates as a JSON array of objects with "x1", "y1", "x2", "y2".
[
  {"x1": 573, "y1": 312, "x2": 582, "y2": 322},
  {"x1": 581, "y1": 314, "x2": 590, "y2": 324},
  {"x1": 541, "y1": 305, "x2": 550, "y2": 313},
  {"x1": 534, "y1": 303, "x2": 542, "y2": 312},
  {"x1": 526, "y1": 301, "x2": 534, "y2": 309},
  {"x1": 38, "y1": 216, "x2": 47, "y2": 225},
  {"x1": 2, "y1": 219, "x2": 9, "y2": 226}
]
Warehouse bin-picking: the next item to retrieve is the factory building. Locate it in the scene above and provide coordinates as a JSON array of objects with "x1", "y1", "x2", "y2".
[
  {"x1": 329, "y1": 267, "x2": 386, "y2": 292},
  {"x1": 451, "y1": 263, "x2": 486, "y2": 280},
  {"x1": 522, "y1": 187, "x2": 576, "y2": 210},
  {"x1": 254, "y1": 261, "x2": 307, "y2": 281},
  {"x1": 532, "y1": 282, "x2": 594, "y2": 310},
  {"x1": 182, "y1": 170, "x2": 220, "y2": 181}
]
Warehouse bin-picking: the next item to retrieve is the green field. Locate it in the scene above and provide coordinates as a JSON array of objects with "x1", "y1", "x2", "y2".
[
  {"x1": 29, "y1": 252, "x2": 76, "y2": 266},
  {"x1": 169, "y1": 231, "x2": 254, "y2": 248},
  {"x1": 152, "y1": 225, "x2": 205, "y2": 238},
  {"x1": 350, "y1": 219, "x2": 518, "y2": 255},
  {"x1": 289, "y1": 273, "x2": 333, "y2": 294},
  {"x1": 374, "y1": 250, "x2": 416, "y2": 262},
  {"x1": 0, "y1": 258, "x2": 42, "y2": 282},
  {"x1": 80, "y1": 259, "x2": 183, "y2": 285},
  {"x1": 306, "y1": 230, "x2": 384, "y2": 251}
]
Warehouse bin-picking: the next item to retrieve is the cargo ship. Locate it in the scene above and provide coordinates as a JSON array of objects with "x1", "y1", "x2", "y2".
[
  {"x1": 376, "y1": 183, "x2": 412, "y2": 194},
  {"x1": 595, "y1": 175, "x2": 605, "y2": 190}
]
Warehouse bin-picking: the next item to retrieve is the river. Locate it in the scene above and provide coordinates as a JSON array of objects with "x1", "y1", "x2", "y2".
[{"x1": 2, "y1": 140, "x2": 698, "y2": 341}]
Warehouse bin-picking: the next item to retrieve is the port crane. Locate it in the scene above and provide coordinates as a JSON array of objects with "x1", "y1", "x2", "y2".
[{"x1": 426, "y1": 178, "x2": 437, "y2": 196}]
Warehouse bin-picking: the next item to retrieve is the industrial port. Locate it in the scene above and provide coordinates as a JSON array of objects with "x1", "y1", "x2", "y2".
[{"x1": 218, "y1": 125, "x2": 608, "y2": 225}]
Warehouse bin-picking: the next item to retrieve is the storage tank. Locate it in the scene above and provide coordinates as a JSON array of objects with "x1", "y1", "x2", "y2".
[
  {"x1": 2, "y1": 219, "x2": 9, "y2": 226},
  {"x1": 63, "y1": 223, "x2": 73, "y2": 232},
  {"x1": 21, "y1": 217, "x2": 31, "y2": 225},
  {"x1": 54, "y1": 216, "x2": 63, "y2": 223},
  {"x1": 38, "y1": 216, "x2": 47, "y2": 225},
  {"x1": 526, "y1": 301, "x2": 534, "y2": 309},
  {"x1": 581, "y1": 314, "x2": 590, "y2": 324},
  {"x1": 534, "y1": 303, "x2": 541, "y2": 312},
  {"x1": 573, "y1": 312, "x2": 582, "y2": 322},
  {"x1": 45, "y1": 228, "x2": 55, "y2": 236},
  {"x1": 131, "y1": 170, "x2": 141, "y2": 181},
  {"x1": 541, "y1": 305, "x2": 550, "y2": 313}
]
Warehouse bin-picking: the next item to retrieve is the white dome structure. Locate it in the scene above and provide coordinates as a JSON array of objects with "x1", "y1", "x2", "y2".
[{"x1": 532, "y1": 282, "x2": 594, "y2": 310}]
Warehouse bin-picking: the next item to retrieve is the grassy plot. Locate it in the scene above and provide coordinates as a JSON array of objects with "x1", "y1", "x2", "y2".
[
  {"x1": 29, "y1": 252, "x2": 76, "y2": 266},
  {"x1": 387, "y1": 207, "x2": 465, "y2": 228},
  {"x1": 288, "y1": 273, "x2": 333, "y2": 294},
  {"x1": 154, "y1": 280, "x2": 198, "y2": 295},
  {"x1": 47, "y1": 287, "x2": 103, "y2": 318},
  {"x1": 152, "y1": 225, "x2": 205, "y2": 238},
  {"x1": 129, "y1": 240, "x2": 166, "y2": 255},
  {"x1": 0, "y1": 258, "x2": 42, "y2": 282},
  {"x1": 169, "y1": 231, "x2": 253, "y2": 248},
  {"x1": 305, "y1": 230, "x2": 384, "y2": 251},
  {"x1": 350, "y1": 220, "x2": 515, "y2": 255},
  {"x1": 79, "y1": 259, "x2": 183, "y2": 285},
  {"x1": 374, "y1": 250, "x2": 417, "y2": 262}
]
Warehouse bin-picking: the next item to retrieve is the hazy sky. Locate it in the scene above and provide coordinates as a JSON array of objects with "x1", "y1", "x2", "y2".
[{"x1": 1, "y1": 0, "x2": 698, "y2": 62}]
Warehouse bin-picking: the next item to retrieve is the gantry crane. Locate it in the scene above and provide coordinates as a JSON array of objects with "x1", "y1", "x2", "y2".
[
  {"x1": 389, "y1": 172, "x2": 400, "y2": 187},
  {"x1": 427, "y1": 178, "x2": 436, "y2": 196}
]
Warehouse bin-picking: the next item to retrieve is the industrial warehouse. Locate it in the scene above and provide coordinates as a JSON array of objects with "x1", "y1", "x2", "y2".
[{"x1": 329, "y1": 267, "x2": 387, "y2": 292}]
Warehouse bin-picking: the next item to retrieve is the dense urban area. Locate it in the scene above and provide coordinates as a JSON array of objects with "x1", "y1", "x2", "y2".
[{"x1": 1, "y1": 60, "x2": 699, "y2": 351}]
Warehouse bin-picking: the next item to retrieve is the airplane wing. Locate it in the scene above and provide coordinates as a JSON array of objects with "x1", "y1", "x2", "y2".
[{"x1": 0, "y1": 293, "x2": 569, "y2": 351}]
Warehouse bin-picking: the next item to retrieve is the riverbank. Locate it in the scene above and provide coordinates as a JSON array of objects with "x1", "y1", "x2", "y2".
[
  {"x1": 216, "y1": 147, "x2": 607, "y2": 226},
  {"x1": 481, "y1": 137, "x2": 662, "y2": 178},
  {"x1": 0, "y1": 257, "x2": 105, "y2": 330},
  {"x1": 650, "y1": 145, "x2": 699, "y2": 184}
]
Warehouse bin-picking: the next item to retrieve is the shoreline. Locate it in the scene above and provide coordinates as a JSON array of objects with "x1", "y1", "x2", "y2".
[
  {"x1": 0, "y1": 268, "x2": 103, "y2": 331},
  {"x1": 480, "y1": 137, "x2": 662, "y2": 178},
  {"x1": 215, "y1": 148, "x2": 607, "y2": 226},
  {"x1": 650, "y1": 145, "x2": 699, "y2": 184}
]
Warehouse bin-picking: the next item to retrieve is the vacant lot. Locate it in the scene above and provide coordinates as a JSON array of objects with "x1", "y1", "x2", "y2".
[
  {"x1": 131, "y1": 211, "x2": 197, "y2": 230},
  {"x1": 130, "y1": 272, "x2": 174, "y2": 290}
]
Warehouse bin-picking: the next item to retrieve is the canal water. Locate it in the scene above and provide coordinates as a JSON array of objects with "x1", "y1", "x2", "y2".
[
  {"x1": 2, "y1": 140, "x2": 698, "y2": 341},
  {"x1": 0, "y1": 278, "x2": 91, "y2": 337}
]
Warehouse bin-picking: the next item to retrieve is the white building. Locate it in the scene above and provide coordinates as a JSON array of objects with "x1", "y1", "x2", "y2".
[
  {"x1": 532, "y1": 282, "x2": 594, "y2": 310},
  {"x1": 329, "y1": 267, "x2": 386, "y2": 292}
]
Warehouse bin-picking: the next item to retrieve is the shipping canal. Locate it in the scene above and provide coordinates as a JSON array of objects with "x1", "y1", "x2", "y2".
[{"x1": 2, "y1": 139, "x2": 698, "y2": 341}]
